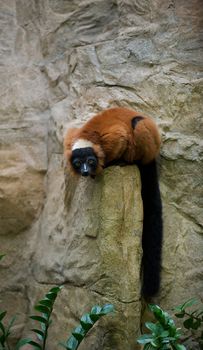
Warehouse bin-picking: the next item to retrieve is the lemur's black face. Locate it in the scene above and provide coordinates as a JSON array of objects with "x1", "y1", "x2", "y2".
[{"x1": 71, "y1": 147, "x2": 98, "y2": 177}]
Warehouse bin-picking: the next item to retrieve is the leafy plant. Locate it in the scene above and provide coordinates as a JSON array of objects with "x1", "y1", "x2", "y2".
[
  {"x1": 59, "y1": 304, "x2": 114, "y2": 350},
  {"x1": 137, "y1": 304, "x2": 186, "y2": 350},
  {"x1": 174, "y1": 298, "x2": 203, "y2": 349},
  {"x1": 2, "y1": 251, "x2": 200, "y2": 350},
  {"x1": 0, "y1": 253, "x2": 114, "y2": 350},
  {"x1": 16, "y1": 286, "x2": 63, "y2": 350},
  {"x1": 0, "y1": 254, "x2": 17, "y2": 350},
  {"x1": 15, "y1": 289, "x2": 113, "y2": 350},
  {"x1": 0, "y1": 312, "x2": 17, "y2": 350}
]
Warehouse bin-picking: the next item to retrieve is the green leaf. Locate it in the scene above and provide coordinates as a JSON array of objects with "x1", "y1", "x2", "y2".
[
  {"x1": 191, "y1": 319, "x2": 201, "y2": 330},
  {"x1": 64, "y1": 303, "x2": 114, "y2": 350},
  {"x1": 148, "y1": 304, "x2": 167, "y2": 324},
  {"x1": 160, "y1": 331, "x2": 169, "y2": 338},
  {"x1": 30, "y1": 315, "x2": 48, "y2": 324},
  {"x1": 175, "y1": 298, "x2": 198, "y2": 311},
  {"x1": 172, "y1": 344, "x2": 186, "y2": 350},
  {"x1": 8, "y1": 315, "x2": 17, "y2": 329},
  {"x1": 72, "y1": 325, "x2": 86, "y2": 342},
  {"x1": 151, "y1": 338, "x2": 160, "y2": 347},
  {"x1": 91, "y1": 305, "x2": 102, "y2": 314},
  {"x1": 89, "y1": 305, "x2": 103, "y2": 321},
  {"x1": 144, "y1": 344, "x2": 156, "y2": 350},
  {"x1": 162, "y1": 345, "x2": 171, "y2": 350},
  {"x1": 0, "y1": 333, "x2": 6, "y2": 345},
  {"x1": 16, "y1": 338, "x2": 33, "y2": 349},
  {"x1": 167, "y1": 318, "x2": 177, "y2": 337},
  {"x1": 34, "y1": 305, "x2": 50, "y2": 315},
  {"x1": 31, "y1": 328, "x2": 44, "y2": 340},
  {"x1": 168, "y1": 318, "x2": 175, "y2": 327},
  {"x1": 100, "y1": 304, "x2": 114, "y2": 315},
  {"x1": 137, "y1": 334, "x2": 153, "y2": 344},
  {"x1": 0, "y1": 312, "x2": 7, "y2": 322},
  {"x1": 183, "y1": 318, "x2": 193, "y2": 329},
  {"x1": 154, "y1": 323, "x2": 165, "y2": 335},
  {"x1": 148, "y1": 304, "x2": 160, "y2": 313},
  {"x1": 66, "y1": 335, "x2": 78, "y2": 350},
  {"x1": 44, "y1": 285, "x2": 63, "y2": 302},
  {"x1": 45, "y1": 292, "x2": 57, "y2": 301},
  {"x1": 173, "y1": 329, "x2": 182, "y2": 340},
  {"x1": 39, "y1": 299, "x2": 53, "y2": 309},
  {"x1": 26, "y1": 340, "x2": 42, "y2": 349},
  {"x1": 173, "y1": 305, "x2": 183, "y2": 313},
  {"x1": 0, "y1": 254, "x2": 5, "y2": 261},
  {"x1": 0, "y1": 322, "x2": 5, "y2": 335},
  {"x1": 49, "y1": 286, "x2": 63, "y2": 294},
  {"x1": 174, "y1": 312, "x2": 185, "y2": 318},
  {"x1": 182, "y1": 298, "x2": 198, "y2": 310},
  {"x1": 16, "y1": 338, "x2": 42, "y2": 349},
  {"x1": 162, "y1": 312, "x2": 171, "y2": 326},
  {"x1": 145, "y1": 322, "x2": 157, "y2": 333},
  {"x1": 162, "y1": 337, "x2": 174, "y2": 343},
  {"x1": 5, "y1": 315, "x2": 17, "y2": 339},
  {"x1": 40, "y1": 321, "x2": 46, "y2": 332},
  {"x1": 80, "y1": 314, "x2": 94, "y2": 331},
  {"x1": 196, "y1": 310, "x2": 203, "y2": 317},
  {"x1": 89, "y1": 313, "x2": 100, "y2": 322}
]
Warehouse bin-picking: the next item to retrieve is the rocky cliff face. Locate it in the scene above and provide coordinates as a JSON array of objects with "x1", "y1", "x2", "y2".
[{"x1": 0, "y1": 0, "x2": 202, "y2": 349}]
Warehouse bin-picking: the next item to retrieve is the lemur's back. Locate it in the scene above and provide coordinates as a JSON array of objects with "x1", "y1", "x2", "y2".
[
  {"x1": 79, "y1": 107, "x2": 161, "y2": 164},
  {"x1": 82, "y1": 107, "x2": 140, "y2": 132}
]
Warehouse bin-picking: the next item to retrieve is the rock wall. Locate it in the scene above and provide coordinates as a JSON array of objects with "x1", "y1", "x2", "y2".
[
  {"x1": 32, "y1": 166, "x2": 143, "y2": 349},
  {"x1": 0, "y1": 0, "x2": 202, "y2": 349}
]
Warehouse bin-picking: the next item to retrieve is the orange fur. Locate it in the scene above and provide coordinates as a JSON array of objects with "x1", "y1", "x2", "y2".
[{"x1": 64, "y1": 107, "x2": 161, "y2": 175}]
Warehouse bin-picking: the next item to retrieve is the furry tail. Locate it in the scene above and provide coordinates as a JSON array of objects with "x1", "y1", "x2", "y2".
[{"x1": 139, "y1": 160, "x2": 163, "y2": 298}]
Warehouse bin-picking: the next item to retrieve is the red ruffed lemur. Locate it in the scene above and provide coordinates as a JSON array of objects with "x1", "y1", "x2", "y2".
[{"x1": 64, "y1": 107, "x2": 163, "y2": 298}]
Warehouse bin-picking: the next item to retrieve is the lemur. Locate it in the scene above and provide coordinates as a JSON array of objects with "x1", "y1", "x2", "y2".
[{"x1": 64, "y1": 107, "x2": 163, "y2": 298}]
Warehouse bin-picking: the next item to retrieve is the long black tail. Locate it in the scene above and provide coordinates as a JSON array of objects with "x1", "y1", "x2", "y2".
[{"x1": 139, "y1": 160, "x2": 163, "y2": 299}]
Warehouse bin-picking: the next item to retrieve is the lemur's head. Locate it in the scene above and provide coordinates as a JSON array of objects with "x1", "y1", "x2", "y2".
[{"x1": 70, "y1": 139, "x2": 98, "y2": 177}]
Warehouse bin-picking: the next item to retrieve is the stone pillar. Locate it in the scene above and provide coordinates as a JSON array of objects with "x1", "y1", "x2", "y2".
[{"x1": 32, "y1": 164, "x2": 143, "y2": 350}]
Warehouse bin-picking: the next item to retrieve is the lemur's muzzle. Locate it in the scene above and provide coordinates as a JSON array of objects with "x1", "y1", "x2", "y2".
[{"x1": 81, "y1": 163, "x2": 90, "y2": 177}]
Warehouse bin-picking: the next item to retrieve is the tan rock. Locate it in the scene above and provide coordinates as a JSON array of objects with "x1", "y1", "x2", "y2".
[
  {"x1": 0, "y1": 0, "x2": 202, "y2": 349},
  {"x1": 0, "y1": 145, "x2": 46, "y2": 235},
  {"x1": 20, "y1": 166, "x2": 143, "y2": 350}
]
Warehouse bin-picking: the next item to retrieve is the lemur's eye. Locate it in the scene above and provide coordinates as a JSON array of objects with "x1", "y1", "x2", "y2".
[
  {"x1": 87, "y1": 158, "x2": 95, "y2": 166},
  {"x1": 73, "y1": 160, "x2": 81, "y2": 168}
]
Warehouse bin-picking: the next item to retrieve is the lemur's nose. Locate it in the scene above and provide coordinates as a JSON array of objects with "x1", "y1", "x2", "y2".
[
  {"x1": 81, "y1": 163, "x2": 89, "y2": 177},
  {"x1": 81, "y1": 170, "x2": 89, "y2": 177}
]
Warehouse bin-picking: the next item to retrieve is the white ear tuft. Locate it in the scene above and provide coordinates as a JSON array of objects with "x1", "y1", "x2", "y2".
[{"x1": 72, "y1": 139, "x2": 94, "y2": 150}]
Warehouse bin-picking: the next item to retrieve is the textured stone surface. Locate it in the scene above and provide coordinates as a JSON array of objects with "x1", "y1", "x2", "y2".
[
  {"x1": 0, "y1": 0, "x2": 203, "y2": 349},
  {"x1": 31, "y1": 166, "x2": 143, "y2": 349}
]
